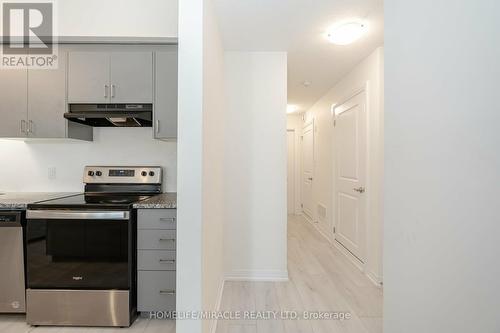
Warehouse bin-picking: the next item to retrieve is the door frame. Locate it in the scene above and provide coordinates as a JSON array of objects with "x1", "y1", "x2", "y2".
[
  {"x1": 301, "y1": 118, "x2": 314, "y2": 219},
  {"x1": 287, "y1": 129, "x2": 296, "y2": 214},
  {"x1": 331, "y1": 83, "x2": 370, "y2": 271}
]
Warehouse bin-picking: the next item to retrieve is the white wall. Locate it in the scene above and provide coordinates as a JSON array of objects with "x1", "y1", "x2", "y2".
[
  {"x1": 57, "y1": 0, "x2": 178, "y2": 37},
  {"x1": 224, "y1": 52, "x2": 288, "y2": 280},
  {"x1": 201, "y1": 0, "x2": 226, "y2": 332},
  {"x1": 287, "y1": 114, "x2": 303, "y2": 215},
  {"x1": 0, "y1": 128, "x2": 176, "y2": 192},
  {"x1": 303, "y1": 47, "x2": 384, "y2": 283},
  {"x1": 385, "y1": 1, "x2": 500, "y2": 332},
  {"x1": 176, "y1": 0, "x2": 203, "y2": 332}
]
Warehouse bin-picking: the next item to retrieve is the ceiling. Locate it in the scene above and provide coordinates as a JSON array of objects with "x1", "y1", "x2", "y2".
[{"x1": 213, "y1": 0, "x2": 384, "y2": 112}]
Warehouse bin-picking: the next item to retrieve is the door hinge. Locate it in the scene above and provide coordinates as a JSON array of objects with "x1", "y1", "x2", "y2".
[
  {"x1": 333, "y1": 227, "x2": 336, "y2": 233},
  {"x1": 333, "y1": 119, "x2": 336, "y2": 127},
  {"x1": 301, "y1": 203, "x2": 303, "y2": 208}
]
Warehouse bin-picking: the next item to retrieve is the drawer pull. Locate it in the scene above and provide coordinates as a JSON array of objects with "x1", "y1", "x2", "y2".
[
  {"x1": 159, "y1": 290, "x2": 176, "y2": 295},
  {"x1": 159, "y1": 217, "x2": 176, "y2": 222},
  {"x1": 159, "y1": 238, "x2": 176, "y2": 242},
  {"x1": 159, "y1": 259, "x2": 176, "y2": 264}
]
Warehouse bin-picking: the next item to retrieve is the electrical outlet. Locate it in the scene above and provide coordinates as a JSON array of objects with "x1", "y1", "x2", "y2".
[{"x1": 48, "y1": 167, "x2": 56, "y2": 180}]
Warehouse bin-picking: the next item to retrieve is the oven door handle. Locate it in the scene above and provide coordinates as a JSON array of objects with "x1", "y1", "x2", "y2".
[{"x1": 26, "y1": 210, "x2": 130, "y2": 220}]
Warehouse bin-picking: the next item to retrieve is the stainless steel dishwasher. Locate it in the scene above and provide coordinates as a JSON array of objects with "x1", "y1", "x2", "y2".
[{"x1": 0, "y1": 211, "x2": 26, "y2": 313}]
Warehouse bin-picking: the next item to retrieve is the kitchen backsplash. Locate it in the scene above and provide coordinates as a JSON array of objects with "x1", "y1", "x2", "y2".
[{"x1": 0, "y1": 127, "x2": 176, "y2": 192}]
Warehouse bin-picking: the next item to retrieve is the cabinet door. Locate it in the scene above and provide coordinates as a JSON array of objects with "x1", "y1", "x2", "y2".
[
  {"x1": 0, "y1": 68, "x2": 28, "y2": 138},
  {"x1": 110, "y1": 52, "x2": 153, "y2": 103},
  {"x1": 154, "y1": 49, "x2": 178, "y2": 139},
  {"x1": 68, "y1": 52, "x2": 110, "y2": 103},
  {"x1": 27, "y1": 50, "x2": 67, "y2": 138}
]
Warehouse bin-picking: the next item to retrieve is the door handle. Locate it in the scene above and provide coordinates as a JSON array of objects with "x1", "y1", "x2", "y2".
[
  {"x1": 308, "y1": 177, "x2": 313, "y2": 181},
  {"x1": 159, "y1": 290, "x2": 176, "y2": 295},
  {"x1": 353, "y1": 187, "x2": 365, "y2": 193},
  {"x1": 104, "y1": 84, "x2": 109, "y2": 98},
  {"x1": 28, "y1": 120, "x2": 33, "y2": 134},
  {"x1": 111, "y1": 84, "x2": 116, "y2": 98},
  {"x1": 156, "y1": 120, "x2": 160, "y2": 134}
]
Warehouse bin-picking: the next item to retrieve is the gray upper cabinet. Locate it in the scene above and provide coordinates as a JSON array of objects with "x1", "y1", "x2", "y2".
[
  {"x1": 154, "y1": 48, "x2": 178, "y2": 139},
  {"x1": 0, "y1": 68, "x2": 28, "y2": 138},
  {"x1": 68, "y1": 51, "x2": 153, "y2": 104},
  {"x1": 0, "y1": 48, "x2": 92, "y2": 140},
  {"x1": 68, "y1": 52, "x2": 110, "y2": 103},
  {"x1": 0, "y1": 44, "x2": 175, "y2": 140},
  {"x1": 28, "y1": 51, "x2": 67, "y2": 138},
  {"x1": 110, "y1": 52, "x2": 153, "y2": 103}
]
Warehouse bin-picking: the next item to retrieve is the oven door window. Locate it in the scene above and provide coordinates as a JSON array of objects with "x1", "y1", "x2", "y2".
[{"x1": 26, "y1": 218, "x2": 130, "y2": 289}]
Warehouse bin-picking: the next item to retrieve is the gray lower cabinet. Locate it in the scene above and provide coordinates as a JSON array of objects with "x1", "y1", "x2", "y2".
[
  {"x1": 138, "y1": 250, "x2": 176, "y2": 271},
  {"x1": 137, "y1": 271, "x2": 176, "y2": 313},
  {"x1": 137, "y1": 209, "x2": 177, "y2": 313},
  {"x1": 138, "y1": 230, "x2": 176, "y2": 250},
  {"x1": 154, "y1": 48, "x2": 178, "y2": 140}
]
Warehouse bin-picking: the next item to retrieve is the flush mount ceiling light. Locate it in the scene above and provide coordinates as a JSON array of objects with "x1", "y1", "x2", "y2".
[
  {"x1": 326, "y1": 21, "x2": 367, "y2": 45},
  {"x1": 287, "y1": 104, "x2": 299, "y2": 114}
]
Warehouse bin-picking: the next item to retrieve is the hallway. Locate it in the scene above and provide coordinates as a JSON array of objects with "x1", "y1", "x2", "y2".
[{"x1": 216, "y1": 215, "x2": 383, "y2": 333}]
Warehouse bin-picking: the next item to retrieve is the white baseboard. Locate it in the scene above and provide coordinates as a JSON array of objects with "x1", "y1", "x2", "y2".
[
  {"x1": 224, "y1": 269, "x2": 289, "y2": 282},
  {"x1": 211, "y1": 270, "x2": 288, "y2": 332},
  {"x1": 301, "y1": 213, "x2": 382, "y2": 288},
  {"x1": 210, "y1": 278, "x2": 226, "y2": 333},
  {"x1": 366, "y1": 271, "x2": 383, "y2": 289},
  {"x1": 302, "y1": 213, "x2": 333, "y2": 243},
  {"x1": 332, "y1": 239, "x2": 364, "y2": 271}
]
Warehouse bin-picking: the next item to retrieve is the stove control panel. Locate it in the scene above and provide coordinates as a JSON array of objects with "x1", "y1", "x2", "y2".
[{"x1": 84, "y1": 166, "x2": 162, "y2": 184}]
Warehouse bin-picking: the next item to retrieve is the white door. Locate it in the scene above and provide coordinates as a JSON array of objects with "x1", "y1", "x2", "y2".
[
  {"x1": 334, "y1": 91, "x2": 367, "y2": 262},
  {"x1": 287, "y1": 130, "x2": 295, "y2": 214},
  {"x1": 302, "y1": 121, "x2": 314, "y2": 218}
]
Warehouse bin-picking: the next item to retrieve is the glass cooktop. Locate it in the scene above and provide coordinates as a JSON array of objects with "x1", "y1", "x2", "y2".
[{"x1": 28, "y1": 193, "x2": 153, "y2": 209}]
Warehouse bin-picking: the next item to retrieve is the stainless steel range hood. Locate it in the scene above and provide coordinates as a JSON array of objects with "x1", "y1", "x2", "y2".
[{"x1": 64, "y1": 104, "x2": 153, "y2": 127}]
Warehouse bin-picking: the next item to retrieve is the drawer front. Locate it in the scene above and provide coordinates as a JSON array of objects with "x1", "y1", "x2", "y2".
[
  {"x1": 138, "y1": 271, "x2": 176, "y2": 312},
  {"x1": 138, "y1": 250, "x2": 176, "y2": 271},
  {"x1": 138, "y1": 230, "x2": 176, "y2": 250},
  {"x1": 138, "y1": 209, "x2": 176, "y2": 230}
]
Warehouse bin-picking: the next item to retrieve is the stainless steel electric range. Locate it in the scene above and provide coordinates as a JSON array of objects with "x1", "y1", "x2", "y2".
[{"x1": 25, "y1": 166, "x2": 162, "y2": 327}]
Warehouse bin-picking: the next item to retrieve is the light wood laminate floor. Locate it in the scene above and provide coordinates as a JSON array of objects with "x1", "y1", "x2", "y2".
[
  {"x1": 0, "y1": 316, "x2": 175, "y2": 333},
  {"x1": 215, "y1": 215, "x2": 383, "y2": 333},
  {"x1": 0, "y1": 215, "x2": 381, "y2": 333}
]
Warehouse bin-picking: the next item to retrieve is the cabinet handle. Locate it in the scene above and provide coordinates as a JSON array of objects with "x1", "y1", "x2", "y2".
[
  {"x1": 155, "y1": 120, "x2": 160, "y2": 134},
  {"x1": 159, "y1": 290, "x2": 176, "y2": 295},
  {"x1": 159, "y1": 217, "x2": 175, "y2": 222},
  {"x1": 28, "y1": 120, "x2": 33, "y2": 134},
  {"x1": 111, "y1": 84, "x2": 115, "y2": 98},
  {"x1": 159, "y1": 259, "x2": 176, "y2": 264},
  {"x1": 159, "y1": 238, "x2": 175, "y2": 242},
  {"x1": 20, "y1": 120, "x2": 26, "y2": 133},
  {"x1": 104, "y1": 85, "x2": 109, "y2": 98}
]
